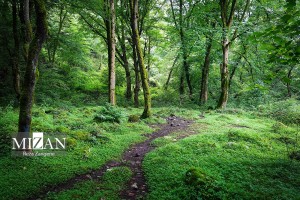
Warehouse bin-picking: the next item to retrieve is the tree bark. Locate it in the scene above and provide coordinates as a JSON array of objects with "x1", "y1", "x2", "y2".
[
  {"x1": 18, "y1": 0, "x2": 47, "y2": 133},
  {"x1": 105, "y1": 0, "x2": 116, "y2": 105},
  {"x1": 147, "y1": 36, "x2": 151, "y2": 82},
  {"x1": 23, "y1": 0, "x2": 32, "y2": 61},
  {"x1": 229, "y1": 61, "x2": 238, "y2": 89},
  {"x1": 124, "y1": 59, "x2": 132, "y2": 100},
  {"x1": 179, "y1": 69, "x2": 185, "y2": 95},
  {"x1": 200, "y1": 36, "x2": 213, "y2": 105},
  {"x1": 132, "y1": 43, "x2": 140, "y2": 107},
  {"x1": 217, "y1": 36, "x2": 230, "y2": 109},
  {"x1": 130, "y1": 0, "x2": 151, "y2": 118},
  {"x1": 179, "y1": 0, "x2": 192, "y2": 96},
  {"x1": 217, "y1": 0, "x2": 237, "y2": 109},
  {"x1": 120, "y1": 21, "x2": 132, "y2": 101},
  {"x1": 165, "y1": 54, "x2": 179, "y2": 90},
  {"x1": 12, "y1": 0, "x2": 21, "y2": 100}
]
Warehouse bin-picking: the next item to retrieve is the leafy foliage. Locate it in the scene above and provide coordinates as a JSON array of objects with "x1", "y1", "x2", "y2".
[{"x1": 94, "y1": 103, "x2": 126, "y2": 123}]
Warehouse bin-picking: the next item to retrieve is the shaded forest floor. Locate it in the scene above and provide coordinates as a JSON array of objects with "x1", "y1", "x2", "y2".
[{"x1": 0, "y1": 104, "x2": 300, "y2": 199}]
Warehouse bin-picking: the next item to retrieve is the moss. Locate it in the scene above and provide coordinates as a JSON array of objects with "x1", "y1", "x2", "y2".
[
  {"x1": 128, "y1": 114, "x2": 140, "y2": 122},
  {"x1": 185, "y1": 168, "x2": 211, "y2": 187}
]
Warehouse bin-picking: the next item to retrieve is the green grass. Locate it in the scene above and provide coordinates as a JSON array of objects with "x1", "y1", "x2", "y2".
[
  {"x1": 46, "y1": 166, "x2": 132, "y2": 200},
  {"x1": 0, "y1": 105, "x2": 153, "y2": 200},
  {"x1": 143, "y1": 112, "x2": 300, "y2": 200},
  {"x1": 1, "y1": 104, "x2": 299, "y2": 199}
]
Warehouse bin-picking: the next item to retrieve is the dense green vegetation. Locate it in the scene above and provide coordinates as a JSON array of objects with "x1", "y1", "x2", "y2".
[
  {"x1": 145, "y1": 110, "x2": 300, "y2": 199},
  {"x1": 0, "y1": 0, "x2": 299, "y2": 199}
]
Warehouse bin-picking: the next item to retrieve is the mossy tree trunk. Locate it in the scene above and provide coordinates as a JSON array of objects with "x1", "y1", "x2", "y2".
[
  {"x1": 217, "y1": 0, "x2": 237, "y2": 109},
  {"x1": 119, "y1": 19, "x2": 132, "y2": 101},
  {"x1": 130, "y1": 0, "x2": 151, "y2": 118},
  {"x1": 217, "y1": 0, "x2": 250, "y2": 109},
  {"x1": 12, "y1": 0, "x2": 21, "y2": 100},
  {"x1": 200, "y1": 35, "x2": 213, "y2": 105},
  {"x1": 132, "y1": 43, "x2": 140, "y2": 107},
  {"x1": 217, "y1": 35, "x2": 230, "y2": 109},
  {"x1": 18, "y1": 0, "x2": 48, "y2": 133},
  {"x1": 146, "y1": 36, "x2": 151, "y2": 83},
  {"x1": 179, "y1": 0, "x2": 192, "y2": 97}
]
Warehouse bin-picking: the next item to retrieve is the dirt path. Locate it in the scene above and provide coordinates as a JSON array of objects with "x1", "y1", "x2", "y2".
[
  {"x1": 28, "y1": 115, "x2": 194, "y2": 200},
  {"x1": 119, "y1": 115, "x2": 193, "y2": 199}
]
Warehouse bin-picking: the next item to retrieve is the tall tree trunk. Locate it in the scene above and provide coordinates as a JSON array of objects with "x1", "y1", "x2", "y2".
[
  {"x1": 18, "y1": 0, "x2": 47, "y2": 133},
  {"x1": 229, "y1": 61, "x2": 238, "y2": 89},
  {"x1": 200, "y1": 36, "x2": 213, "y2": 105},
  {"x1": 179, "y1": 0, "x2": 192, "y2": 96},
  {"x1": 179, "y1": 69, "x2": 185, "y2": 95},
  {"x1": 105, "y1": 0, "x2": 116, "y2": 105},
  {"x1": 130, "y1": 0, "x2": 151, "y2": 118},
  {"x1": 124, "y1": 59, "x2": 132, "y2": 100},
  {"x1": 217, "y1": 35, "x2": 229, "y2": 109},
  {"x1": 165, "y1": 54, "x2": 179, "y2": 90},
  {"x1": 217, "y1": 0, "x2": 237, "y2": 109},
  {"x1": 50, "y1": 5, "x2": 67, "y2": 63},
  {"x1": 147, "y1": 36, "x2": 151, "y2": 82},
  {"x1": 12, "y1": 0, "x2": 21, "y2": 100},
  {"x1": 21, "y1": 0, "x2": 32, "y2": 62},
  {"x1": 132, "y1": 43, "x2": 140, "y2": 107},
  {"x1": 120, "y1": 21, "x2": 132, "y2": 101}
]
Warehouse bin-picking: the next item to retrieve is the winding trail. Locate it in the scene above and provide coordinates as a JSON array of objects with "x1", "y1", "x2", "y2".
[
  {"x1": 28, "y1": 115, "x2": 194, "y2": 200},
  {"x1": 119, "y1": 116, "x2": 193, "y2": 199}
]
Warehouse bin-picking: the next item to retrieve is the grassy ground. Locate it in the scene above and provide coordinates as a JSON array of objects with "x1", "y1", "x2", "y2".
[
  {"x1": 0, "y1": 103, "x2": 299, "y2": 199},
  {"x1": 144, "y1": 111, "x2": 300, "y2": 200},
  {"x1": 0, "y1": 104, "x2": 158, "y2": 200},
  {"x1": 46, "y1": 166, "x2": 132, "y2": 200}
]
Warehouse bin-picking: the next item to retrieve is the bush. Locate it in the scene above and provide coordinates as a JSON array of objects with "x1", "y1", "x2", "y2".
[
  {"x1": 128, "y1": 115, "x2": 140, "y2": 123},
  {"x1": 94, "y1": 103, "x2": 125, "y2": 123},
  {"x1": 258, "y1": 98, "x2": 300, "y2": 125}
]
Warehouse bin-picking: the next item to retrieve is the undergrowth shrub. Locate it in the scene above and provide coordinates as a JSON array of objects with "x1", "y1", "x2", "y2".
[
  {"x1": 258, "y1": 98, "x2": 300, "y2": 125},
  {"x1": 68, "y1": 130, "x2": 110, "y2": 146},
  {"x1": 128, "y1": 115, "x2": 140, "y2": 122},
  {"x1": 94, "y1": 103, "x2": 125, "y2": 123}
]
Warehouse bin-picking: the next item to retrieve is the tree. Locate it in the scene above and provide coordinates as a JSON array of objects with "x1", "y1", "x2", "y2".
[
  {"x1": 130, "y1": 0, "x2": 151, "y2": 118},
  {"x1": 217, "y1": 0, "x2": 250, "y2": 109},
  {"x1": 11, "y1": 0, "x2": 21, "y2": 100},
  {"x1": 104, "y1": 0, "x2": 116, "y2": 105},
  {"x1": 18, "y1": 0, "x2": 48, "y2": 133},
  {"x1": 46, "y1": 2, "x2": 68, "y2": 64},
  {"x1": 200, "y1": 33, "x2": 214, "y2": 105},
  {"x1": 261, "y1": 0, "x2": 300, "y2": 98},
  {"x1": 170, "y1": 0, "x2": 193, "y2": 96},
  {"x1": 116, "y1": 4, "x2": 132, "y2": 101}
]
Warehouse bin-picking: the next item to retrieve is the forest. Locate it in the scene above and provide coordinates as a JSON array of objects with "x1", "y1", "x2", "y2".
[{"x1": 0, "y1": 0, "x2": 299, "y2": 199}]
